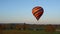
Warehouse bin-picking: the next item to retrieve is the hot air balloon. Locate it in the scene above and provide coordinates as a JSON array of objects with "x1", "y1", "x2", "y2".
[{"x1": 32, "y1": 6, "x2": 44, "y2": 21}]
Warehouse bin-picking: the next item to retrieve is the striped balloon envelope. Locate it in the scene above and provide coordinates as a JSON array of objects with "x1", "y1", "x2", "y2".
[{"x1": 32, "y1": 6, "x2": 44, "y2": 21}]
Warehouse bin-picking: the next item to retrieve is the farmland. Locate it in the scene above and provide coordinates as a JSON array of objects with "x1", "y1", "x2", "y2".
[
  {"x1": 0, "y1": 23, "x2": 60, "y2": 34},
  {"x1": 1, "y1": 30, "x2": 60, "y2": 34}
]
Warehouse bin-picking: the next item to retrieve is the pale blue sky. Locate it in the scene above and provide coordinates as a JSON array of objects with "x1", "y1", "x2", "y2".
[{"x1": 0, "y1": 0, "x2": 60, "y2": 24}]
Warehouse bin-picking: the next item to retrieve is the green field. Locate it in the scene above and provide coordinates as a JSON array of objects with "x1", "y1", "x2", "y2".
[{"x1": 1, "y1": 30, "x2": 60, "y2": 34}]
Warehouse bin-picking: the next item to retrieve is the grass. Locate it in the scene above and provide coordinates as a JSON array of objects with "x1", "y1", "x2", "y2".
[{"x1": 1, "y1": 30, "x2": 60, "y2": 34}]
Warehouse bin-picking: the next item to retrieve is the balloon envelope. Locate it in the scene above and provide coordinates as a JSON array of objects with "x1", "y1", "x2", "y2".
[{"x1": 32, "y1": 6, "x2": 44, "y2": 21}]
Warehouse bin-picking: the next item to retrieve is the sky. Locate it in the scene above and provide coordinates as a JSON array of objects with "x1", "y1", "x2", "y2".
[{"x1": 0, "y1": 0, "x2": 60, "y2": 24}]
